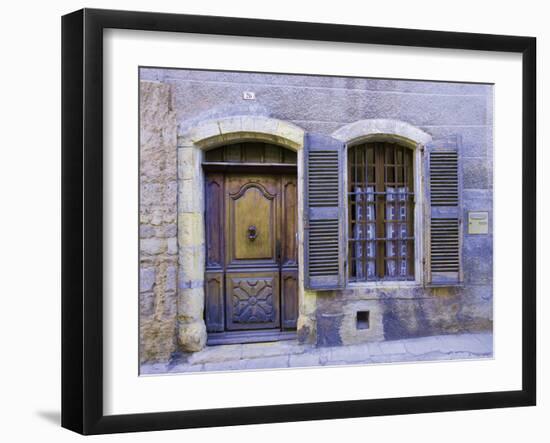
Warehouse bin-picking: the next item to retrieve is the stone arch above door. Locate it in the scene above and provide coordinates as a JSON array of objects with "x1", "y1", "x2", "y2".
[
  {"x1": 176, "y1": 116, "x2": 307, "y2": 352},
  {"x1": 178, "y1": 115, "x2": 305, "y2": 151}
]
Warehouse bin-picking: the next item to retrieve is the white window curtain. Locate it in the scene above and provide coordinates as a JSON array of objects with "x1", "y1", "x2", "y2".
[
  {"x1": 386, "y1": 186, "x2": 409, "y2": 278},
  {"x1": 353, "y1": 186, "x2": 376, "y2": 279}
]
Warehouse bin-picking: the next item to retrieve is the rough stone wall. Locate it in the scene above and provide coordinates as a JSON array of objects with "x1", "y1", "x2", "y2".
[
  {"x1": 140, "y1": 68, "x2": 493, "y2": 352},
  {"x1": 139, "y1": 81, "x2": 178, "y2": 363}
]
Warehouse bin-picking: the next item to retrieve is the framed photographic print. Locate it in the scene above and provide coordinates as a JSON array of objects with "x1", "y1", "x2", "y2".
[{"x1": 61, "y1": 8, "x2": 536, "y2": 435}]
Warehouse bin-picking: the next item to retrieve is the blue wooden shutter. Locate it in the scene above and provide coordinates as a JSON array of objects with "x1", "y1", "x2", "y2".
[
  {"x1": 425, "y1": 135, "x2": 463, "y2": 286},
  {"x1": 304, "y1": 133, "x2": 345, "y2": 290}
]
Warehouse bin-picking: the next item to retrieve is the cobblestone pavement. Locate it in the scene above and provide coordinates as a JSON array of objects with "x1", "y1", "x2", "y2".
[{"x1": 141, "y1": 332, "x2": 493, "y2": 375}]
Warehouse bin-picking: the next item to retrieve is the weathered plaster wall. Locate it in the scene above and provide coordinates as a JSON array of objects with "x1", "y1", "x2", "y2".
[
  {"x1": 139, "y1": 81, "x2": 179, "y2": 362},
  {"x1": 139, "y1": 68, "x2": 493, "y2": 357}
]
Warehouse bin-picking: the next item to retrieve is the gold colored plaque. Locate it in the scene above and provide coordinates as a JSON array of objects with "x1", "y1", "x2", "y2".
[{"x1": 468, "y1": 211, "x2": 489, "y2": 234}]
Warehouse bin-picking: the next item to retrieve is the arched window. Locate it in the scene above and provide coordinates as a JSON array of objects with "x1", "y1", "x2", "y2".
[{"x1": 347, "y1": 142, "x2": 414, "y2": 282}]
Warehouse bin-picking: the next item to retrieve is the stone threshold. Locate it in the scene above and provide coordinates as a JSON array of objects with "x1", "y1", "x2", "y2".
[{"x1": 141, "y1": 332, "x2": 493, "y2": 375}]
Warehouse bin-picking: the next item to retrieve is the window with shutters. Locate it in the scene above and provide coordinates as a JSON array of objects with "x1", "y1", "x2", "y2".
[
  {"x1": 304, "y1": 132, "x2": 462, "y2": 291},
  {"x1": 347, "y1": 142, "x2": 415, "y2": 282}
]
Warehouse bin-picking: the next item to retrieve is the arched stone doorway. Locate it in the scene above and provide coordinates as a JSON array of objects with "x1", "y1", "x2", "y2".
[{"x1": 176, "y1": 116, "x2": 308, "y2": 352}]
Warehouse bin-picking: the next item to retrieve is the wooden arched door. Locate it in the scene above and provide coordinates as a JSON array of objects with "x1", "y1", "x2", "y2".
[{"x1": 203, "y1": 143, "x2": 298, "y2": 345}]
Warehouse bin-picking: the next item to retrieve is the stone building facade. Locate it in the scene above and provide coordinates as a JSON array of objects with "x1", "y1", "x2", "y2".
[{"x1": 139, "y1": 68, "x2": 493, "y2": 365}]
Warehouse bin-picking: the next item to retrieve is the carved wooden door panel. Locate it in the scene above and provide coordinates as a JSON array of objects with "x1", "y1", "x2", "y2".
[
  {"x1": 225, "y1": 174, "x2": 281, "y2": 330},
  {"x1": 204, "y1": 171, "x2": 298, "y2": 339}
]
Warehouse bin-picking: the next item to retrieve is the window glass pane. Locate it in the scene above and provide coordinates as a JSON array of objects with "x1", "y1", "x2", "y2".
[
  {"x1": 397, "y1": 147, "x2": 404, "y2": 164},
  {"x1": 385, "y1": 144, "x2": 395, "y2": 163},
  {"x1": 386, "y1": 166, "x2": 395, "y2": 183},
  {"x1": 397, "y1": 166, "x2": 405, "y2": 183},
  {"x1": 367, "y1": 145, "x2": 374, "y2": 163}
]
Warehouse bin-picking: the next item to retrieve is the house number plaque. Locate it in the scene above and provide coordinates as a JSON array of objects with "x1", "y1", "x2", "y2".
[{"x1": 468, "y1": 211, "x2": 489, "y2": 234}]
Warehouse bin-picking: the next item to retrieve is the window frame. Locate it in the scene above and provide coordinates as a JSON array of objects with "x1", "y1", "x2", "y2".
[{"x1": 343, "y1": 136, "x2": 426, "y2": 288}]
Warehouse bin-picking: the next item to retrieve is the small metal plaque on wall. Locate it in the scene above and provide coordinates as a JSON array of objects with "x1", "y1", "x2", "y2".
[{"x1": 468, "y1": 211, "x2": 489, "y2": 234}]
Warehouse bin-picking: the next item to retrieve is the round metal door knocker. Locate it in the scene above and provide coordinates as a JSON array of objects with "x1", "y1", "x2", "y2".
[{"x1": 247, "y1": 225, "x2": 258, "y2": 240}]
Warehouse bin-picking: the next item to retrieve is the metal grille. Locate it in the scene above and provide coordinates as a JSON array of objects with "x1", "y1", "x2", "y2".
[{"x1": 348, "y1": 142, "x2": 415, "y2": 282}]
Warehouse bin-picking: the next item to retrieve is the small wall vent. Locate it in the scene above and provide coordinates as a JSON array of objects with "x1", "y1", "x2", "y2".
[{"x1": 356, "y1": 311, "x2": 370, "y2": 330}]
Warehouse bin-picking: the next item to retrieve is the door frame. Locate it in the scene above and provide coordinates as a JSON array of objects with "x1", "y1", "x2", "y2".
[{"x1": 204, "y1": 168, "x2": 298, "y2": 345}]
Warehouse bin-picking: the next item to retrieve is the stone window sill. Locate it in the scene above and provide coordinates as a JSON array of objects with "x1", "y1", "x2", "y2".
[{"x1": 346, "y1": 281, "x2": 422, "y2": 290}]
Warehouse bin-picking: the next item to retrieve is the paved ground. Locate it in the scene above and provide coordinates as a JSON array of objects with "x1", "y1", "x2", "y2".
[{"x1": 141, "y1": 332, "x2": 493, "y2": 375}]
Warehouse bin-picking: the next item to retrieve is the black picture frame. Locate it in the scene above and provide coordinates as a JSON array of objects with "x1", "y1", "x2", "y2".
[{"x1": 61, "y1": 8, "x2": 536, "y2": 435}]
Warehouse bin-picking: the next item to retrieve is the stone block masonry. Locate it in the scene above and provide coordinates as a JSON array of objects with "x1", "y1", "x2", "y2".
[{"x1": 139, "y1": 81, "x2": 179, "y2": 363}]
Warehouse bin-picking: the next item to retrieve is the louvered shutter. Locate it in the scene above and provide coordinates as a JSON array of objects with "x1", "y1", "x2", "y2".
[
  {"x1": 304, "y1": 133, "x2": 345, "y2": 290},
  {"x1": 425, "y1": 135, "x2": 463, "y2": 286}
]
